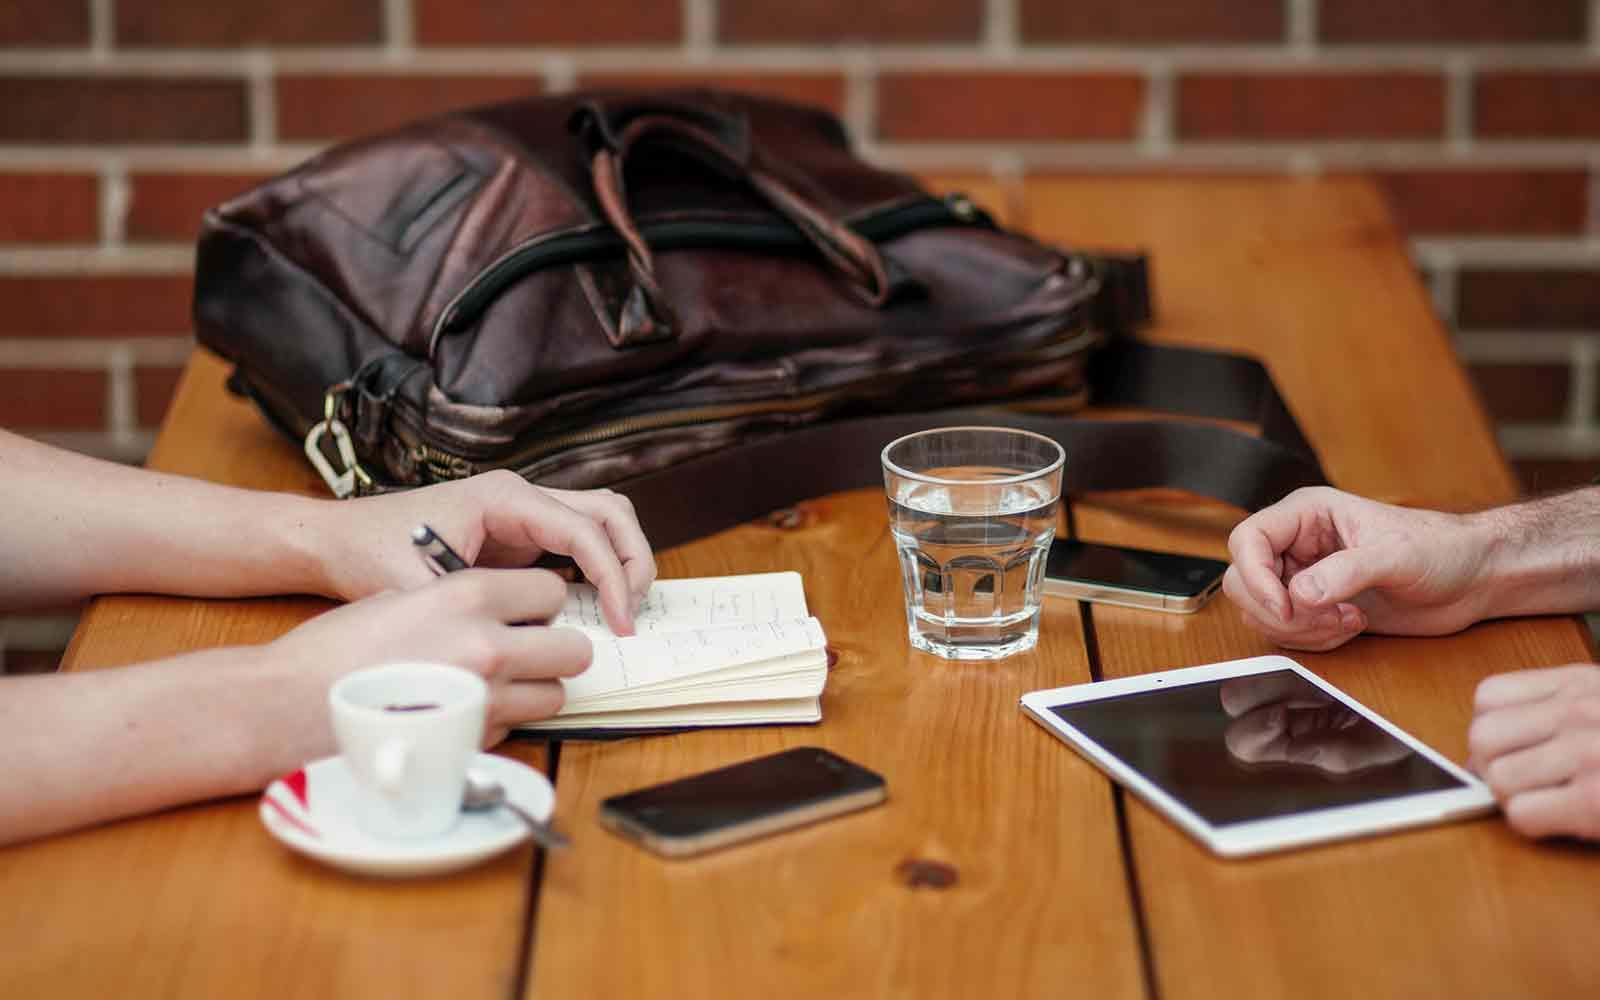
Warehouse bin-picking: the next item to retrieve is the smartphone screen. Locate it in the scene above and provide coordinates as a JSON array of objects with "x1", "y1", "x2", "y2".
[
  {"x1": 599, "y1": 747, "x2": 887, "y2": 856},
  {"x1": 1044, "y1": 539, "x2": 1228, "y2": 611}
]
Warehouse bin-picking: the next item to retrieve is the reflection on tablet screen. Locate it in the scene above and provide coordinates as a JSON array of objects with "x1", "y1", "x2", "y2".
[{"x1": 1048, "y1": 670, "x2": 1465, "y2": 826}]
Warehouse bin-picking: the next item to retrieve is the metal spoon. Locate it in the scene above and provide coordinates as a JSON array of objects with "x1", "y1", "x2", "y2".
[{"x1": 463, "y1": 769, "x2": 571, "y2": 850}]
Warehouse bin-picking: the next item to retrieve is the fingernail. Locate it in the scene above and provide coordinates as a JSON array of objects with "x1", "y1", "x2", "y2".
[
  {"x1": 1292, "y1": 574, "x2": 1324, "y2": 603},
  {"x1": 1340, "y1": 606, "x2": 1362, "y2": 631}
]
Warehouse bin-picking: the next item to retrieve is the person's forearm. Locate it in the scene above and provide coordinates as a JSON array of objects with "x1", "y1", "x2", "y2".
[
  {"x1": 0, "y1": 429, "x2": 337, "y2": 609},
  {"x1": 1473, "y1": 487, "x2": 1600, "y2": 619},
  {"x1": 0, "y1": 645, "x2": 335, "y2": 846}
]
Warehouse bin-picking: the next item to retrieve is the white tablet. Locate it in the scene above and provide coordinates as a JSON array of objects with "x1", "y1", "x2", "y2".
[{"x1": 1020, "y1": 655, "x2": 1496, "y2": 857}]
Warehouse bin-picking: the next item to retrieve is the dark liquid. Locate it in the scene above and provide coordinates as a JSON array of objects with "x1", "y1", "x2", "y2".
[{"x1": 383, "y1": 703, "x2": 440, "y2": 713}]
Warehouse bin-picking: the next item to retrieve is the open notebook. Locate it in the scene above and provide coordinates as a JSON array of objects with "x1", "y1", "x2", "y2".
[{"x1": 515, "y1": 571, "x2": 828, "y2": 734}]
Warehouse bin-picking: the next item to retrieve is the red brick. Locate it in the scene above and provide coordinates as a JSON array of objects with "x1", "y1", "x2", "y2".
[
  {"x1": 0, "y1": 369, "x2": 107, "y2": 429},
  {"x1": 1320, "y1": 0, "x2": 1588, "y2": 44},
  {"x1": 0, "y1": 0, "x2": 90, "y2": 46},
  {"x1": 116, "y1": 0, "x2": 382, "y2": 47},
  {"x1": 1020, "y1": 0, "x2": 1283, "y2": 43},
  {"x1": 136, "y1": 365, "x2": 186, "y2": 426},
  {"x1": 0, "y1": 275, "x2": 192, "y2": 336},
  {"x1": 1371, "y1": 169, "x2": 1589, "y2": 236},
  {"x1": 577, "y1": 73, "x2": 847, "y2": 116},
  {"x1": 0, "y1": 77, "x2": 249, "y2": 144},
  {"x1": 415, "y1": 0, "x2": 680, "y2": 45},
  {"x1": 1466, "y1": 364, "x2": 1571, "y2": 423},
  {"x1": 721, "y1": 0, "x2": 981, "y2": 43},
  {"x1": 0, "y1": 173, "x2": 98, "y2": 243},
  {"x1": 1178, "y1": 72, "x2": 1444, "y2": 140},
  {"x1": 1513, "y1": 459, "x2": 1599, "y2": 495},
  {"x1": 1476, "y1": 72, "x2": 1600, "y2": 140},
  {"x1": 276, "y1": 75, "x2": 541, "y2": 142},
  {"x1": 1457, "y1": 270, "x2": 1600, "y2": 331},
  {"x1": 127, "y1": 172, "x2": 273, "y2": 243},
  {"x1": 878, "y1": 73, "x2": 1144, "y2": 142}
]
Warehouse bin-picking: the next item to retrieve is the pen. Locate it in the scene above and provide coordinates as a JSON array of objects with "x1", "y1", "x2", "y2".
[{"x1": 412, "y1": 523, "x2": 469, "y2": 574}]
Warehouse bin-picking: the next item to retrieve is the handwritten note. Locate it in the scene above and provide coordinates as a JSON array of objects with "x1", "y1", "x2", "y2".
[
  {"x1": 552, "y1": 572, "x2": 809, "y2": 637},
  {"x1": 564, "y1": 617, "x2": 826, "y2": 701}
]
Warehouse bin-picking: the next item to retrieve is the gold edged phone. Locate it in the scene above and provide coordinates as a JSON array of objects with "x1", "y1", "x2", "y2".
[
  {"x1": 1043, "y1": 539, "x2": 1228, "y2": 614},
  {"x1": 598, "y1": 747, "x2": 887, "y2": 858}
]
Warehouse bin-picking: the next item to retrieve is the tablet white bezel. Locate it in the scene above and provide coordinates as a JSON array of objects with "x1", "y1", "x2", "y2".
[{"x1": 1020, "y1": 654, "x2": 1496, "y2": 858}]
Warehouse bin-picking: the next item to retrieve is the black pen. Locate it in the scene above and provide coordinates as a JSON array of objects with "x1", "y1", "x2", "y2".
[{"x1": 412, "y1": 523, "x2": 469, "y2": 574}]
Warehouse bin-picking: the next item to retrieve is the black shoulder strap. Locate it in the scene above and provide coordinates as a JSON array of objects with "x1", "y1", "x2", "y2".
[
  {"x1": 614, "y1": 403, "x2": 1324, "y2": 551},
  {"x1": 610, "y1": 254, "x2": 1326, "y2": 549}
]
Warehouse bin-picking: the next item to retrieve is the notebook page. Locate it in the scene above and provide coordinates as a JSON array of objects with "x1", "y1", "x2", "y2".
[
  {"x1": 564, "y1": 647, "x2": 827, "y2": 711},
  {"x1": 551, "y1": 572, "x2": 808, "y2": 638},
  {"x1": 525, "y1": 696, "x2": 822, "y2": 731},
  {"x1": 561, "y1": 617, "x2": 826, "y2": 701}
]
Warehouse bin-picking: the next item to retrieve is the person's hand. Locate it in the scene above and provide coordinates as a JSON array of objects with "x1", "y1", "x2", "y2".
[
  {"x1": 1224, "y1": 487, "x2": 1496, "y2": 651},
  {"x1": 1219, "y1": 673, "x2": 1413, "y2": 775},
  {"x1": 1469, "y1": 664, "x2": 1600, "y2": 842},
  {"x1": 269, "y1": 568, "x2": 591, "y2": 745},
  {"x1": 311, "y1": 470, "x2": 655, "y2": 635}
]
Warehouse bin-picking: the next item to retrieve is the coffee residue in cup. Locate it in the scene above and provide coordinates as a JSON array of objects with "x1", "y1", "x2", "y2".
[{"x1": 383, "y1": 702, "x2": 440, "y2": 713}]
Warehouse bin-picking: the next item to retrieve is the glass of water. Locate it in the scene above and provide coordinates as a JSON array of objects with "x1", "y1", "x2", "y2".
[{"x1": 882, "y1": 426, "x2": 1065, "y2": 660}]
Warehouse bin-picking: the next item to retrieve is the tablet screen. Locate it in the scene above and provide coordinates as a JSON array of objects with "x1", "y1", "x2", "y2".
[{"x1": 1048, "y1": 669, "x2": 1466, "y2": 826}]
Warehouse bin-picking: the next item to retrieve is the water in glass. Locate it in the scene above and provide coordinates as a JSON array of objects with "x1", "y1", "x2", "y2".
[{"x1": 888, "y1": 468, "x2": 1059, "y2": 659}]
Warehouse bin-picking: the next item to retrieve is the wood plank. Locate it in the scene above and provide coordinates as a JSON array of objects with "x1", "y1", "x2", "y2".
[
  {"x1": 1025, "y1": 176, "x2": 1600, "y2": 999},
  {"x1": 528, "y1": 491, "x2": 1146, "y2": 1000},
  {"x1": 0, "y1": 350, "x2": 545, "y2": 1000}
]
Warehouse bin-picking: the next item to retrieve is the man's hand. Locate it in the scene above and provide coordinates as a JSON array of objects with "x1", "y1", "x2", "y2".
[
  {"x1": 1469, "y1": 664, "x2": 1600, "y2": 842},
  {"x1": 1223, "y1": 487, "x2": 1497, "y2": 651},
  {"x1": 310, "y1": 470, "x2": 656, "y2": 635}
]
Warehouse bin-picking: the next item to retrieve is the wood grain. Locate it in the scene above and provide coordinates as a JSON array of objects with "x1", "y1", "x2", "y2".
[
  {"x1": 0, "y1": 352, "x2": 547, "y2": 1000},
  {"x1": 1025, "y1": 176, "x2": 1600, "y2": 999},
  {"x1": 528, "y1": 491, "x2": 1145, "y2": 1000}
]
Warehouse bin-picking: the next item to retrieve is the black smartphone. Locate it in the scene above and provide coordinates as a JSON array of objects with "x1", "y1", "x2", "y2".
[
  {"x1": 598, "y1": 746, "x2": 888, "y2": 858},
  {"x1": 1043, "y1": 539, "x2": 1229, "y2": 613}
]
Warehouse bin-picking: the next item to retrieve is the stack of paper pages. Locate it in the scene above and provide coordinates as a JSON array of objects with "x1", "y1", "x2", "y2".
[{"x1": 517, "y1": 571, "x2": 828, "y2": 733}]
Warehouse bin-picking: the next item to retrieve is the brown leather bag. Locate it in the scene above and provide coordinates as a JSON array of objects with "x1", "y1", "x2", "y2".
[{"x1": 194, "y1": 90, "x2": 1323, "y2": 547}]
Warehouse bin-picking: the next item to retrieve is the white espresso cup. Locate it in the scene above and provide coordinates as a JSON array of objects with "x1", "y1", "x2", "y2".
[{"x1": 328, "y1": 662, "x2": 488, "y2": 840}]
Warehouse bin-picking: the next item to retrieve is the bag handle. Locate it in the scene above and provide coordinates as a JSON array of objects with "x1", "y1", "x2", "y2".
[{"x1": 571, "y1": 99, "x2": 893, "y2": 345}]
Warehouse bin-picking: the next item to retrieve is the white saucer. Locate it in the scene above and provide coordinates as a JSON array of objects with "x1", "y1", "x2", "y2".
[{"x1": 259, "y1": 751, "x2": 555, "y2": 878}]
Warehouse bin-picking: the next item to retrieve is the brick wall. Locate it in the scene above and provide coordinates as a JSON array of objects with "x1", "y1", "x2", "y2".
[{"x1": 2, "y1": 0, "x2": 1598, "y2": 668}]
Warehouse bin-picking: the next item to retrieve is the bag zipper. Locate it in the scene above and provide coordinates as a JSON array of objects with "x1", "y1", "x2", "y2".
[
  {"x1": 429, "y1": 193, "x2": 989, "y2": 352},
  {"x1": 401, "y1": 389, "x2": 844, "y2": 482},
  {"x1": 396, "y1": 326, "x2": 1101, "y2": 484}
]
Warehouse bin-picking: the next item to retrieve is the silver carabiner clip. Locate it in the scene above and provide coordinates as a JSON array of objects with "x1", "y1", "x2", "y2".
[{"x1": 304, "y1": 417, "x2": 365, "y2": 498}]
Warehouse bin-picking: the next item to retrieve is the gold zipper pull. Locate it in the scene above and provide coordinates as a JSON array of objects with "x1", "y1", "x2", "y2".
[{"x1": 411, "y1": 443, "x2": 473, "y2": 483}]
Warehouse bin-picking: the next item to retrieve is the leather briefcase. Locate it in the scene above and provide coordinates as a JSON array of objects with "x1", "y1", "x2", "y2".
[{"x1": 194, "y1": 89, "x2": 1324, "y2": 547}]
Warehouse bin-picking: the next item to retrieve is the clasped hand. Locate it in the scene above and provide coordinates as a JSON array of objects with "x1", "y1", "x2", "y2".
[{"x1": 1223, "y1": 487, "x2": 1496, "y2": 653}]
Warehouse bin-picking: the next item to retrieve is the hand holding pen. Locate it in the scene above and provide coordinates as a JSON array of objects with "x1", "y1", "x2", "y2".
[
  {"x1": 412, "y1": 521, "x2": 645, "y2": 635},
  {"x1": 412, "y1": 523, "x2": 470, "y2": 574},
  {"x1": 357, "y1": 477, "x2": 651, "y2": 634}
]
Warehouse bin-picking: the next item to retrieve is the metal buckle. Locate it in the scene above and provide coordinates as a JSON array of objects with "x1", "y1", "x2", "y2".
[{"x1": 303, "y1": 387, "x2": 372, "y2": 499}]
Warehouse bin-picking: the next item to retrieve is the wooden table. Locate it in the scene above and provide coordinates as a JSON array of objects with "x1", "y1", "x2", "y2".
[{"x1": 2, "y1": 178, "x2": 1596, "y2": 1000}]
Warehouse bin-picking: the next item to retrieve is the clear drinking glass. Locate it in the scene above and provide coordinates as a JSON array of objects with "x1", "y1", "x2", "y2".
[{"x1": 881, "y1": 426, "x2": 1065, "y2": 660}]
